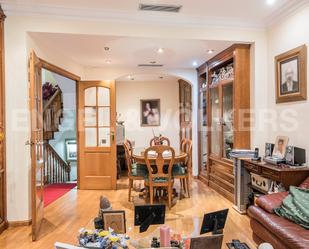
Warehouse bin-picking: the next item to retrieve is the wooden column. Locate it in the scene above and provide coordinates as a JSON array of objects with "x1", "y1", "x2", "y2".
[{"x1": 0, "y1": 4, "x2": 7, "y2": 234}]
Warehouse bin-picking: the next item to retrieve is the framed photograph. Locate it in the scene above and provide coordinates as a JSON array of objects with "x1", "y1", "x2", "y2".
[
  {"x1": 101, "y1": 210, "x2": 126, "y2": 234},
  {"x1": 65, "y1": 139, "x2": 77, "y2": 161},
  {"x1": 272, "y1": 136, "x2": 289, "y2": 159},
  {"x1": 275, "y1": 45, "x2": 307, "y2": 103},
  {"x1": 140, "y1": 99, "x2": 160, "y2": 126}
]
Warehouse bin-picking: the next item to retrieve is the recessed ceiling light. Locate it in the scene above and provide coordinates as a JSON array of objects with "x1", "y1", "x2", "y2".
[
  {"x1": 192, "y1": 61, "x2": 198, "y2": 67},
  {"x1": 207, "y1": 49, "x2": 215, "y2": 54},
  {"x1": 128, "y1": 75, "x2": 132, "y2": 79},
  {"x1": 157, "y1": 48, "x2": 164, "y2": 53},
  {"x1": 266, "y1": 0, "x2": 276, "y2": 5},
  {"x1": 105, "y1": 60, "x2": 111, "y2": 64}
]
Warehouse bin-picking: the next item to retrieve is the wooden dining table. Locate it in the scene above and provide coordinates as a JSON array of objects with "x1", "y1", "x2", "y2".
[{"x1": 132, "y1": 147, "x2": 187, "y2": 164}]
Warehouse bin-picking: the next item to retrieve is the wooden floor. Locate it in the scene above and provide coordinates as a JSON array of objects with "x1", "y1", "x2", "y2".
[{"x1": 0, "y1": 178, "x2": 256, "y2": 249}]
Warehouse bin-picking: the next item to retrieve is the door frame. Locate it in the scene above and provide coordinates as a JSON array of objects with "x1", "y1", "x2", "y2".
[
  {"x1": 39, "y1": 59, "x2": 81, "y2": 187},
  {"x1": 0, "y1": 5, "x2": 6, "y2": 234}
]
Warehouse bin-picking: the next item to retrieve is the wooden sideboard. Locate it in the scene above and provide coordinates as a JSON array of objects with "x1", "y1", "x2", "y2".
[{"x1": 243, "y1": 159, "x2": 309, "y2": 190}]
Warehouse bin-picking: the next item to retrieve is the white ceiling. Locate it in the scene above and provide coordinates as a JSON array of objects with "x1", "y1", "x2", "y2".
[
  {"x1": 117, "y1": 74, "x2": 179, "y2": 82},
  {"x1": 2, "y1": 0, "x2": 307, "y2": 28},
  {"x1": 29, "y1": 32, "x2": 234, "y2": 69}
]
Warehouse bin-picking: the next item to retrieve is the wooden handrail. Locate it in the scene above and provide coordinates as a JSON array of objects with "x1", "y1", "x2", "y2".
[
  {"x1": 44, "y1": 142, "x2": 71, "y2": 184},
  {"x1": 43, "y1": 88, "x2": 63, "y2": 140},
  {"x1": 43, "y1": 88, "x2": 62, "y2": 112}
]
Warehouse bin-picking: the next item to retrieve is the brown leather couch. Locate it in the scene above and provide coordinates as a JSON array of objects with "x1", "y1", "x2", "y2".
[{"x1": 248, "y1": 177, "x2": 309, "y2": 249}]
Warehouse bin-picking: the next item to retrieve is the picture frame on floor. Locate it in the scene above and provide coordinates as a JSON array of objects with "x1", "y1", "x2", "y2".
[
  {"x1": 101, "y1": 210, "x2": 126, "y2": 234},
  {"x1": 275, "y1": 45, "x2": 307, "y2": 103}
]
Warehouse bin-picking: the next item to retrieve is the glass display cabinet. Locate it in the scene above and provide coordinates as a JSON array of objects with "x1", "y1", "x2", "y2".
[
  {"x1": 197, "y1": 63, "x2": 208, "y2": 178},
  {"x1": 198, "y1": 44, "x2": 251, "y2": 202}
]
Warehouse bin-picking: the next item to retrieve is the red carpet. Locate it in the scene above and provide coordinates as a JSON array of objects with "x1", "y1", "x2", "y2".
[{"x1": 44, "y1": 183, "x2": 77, "y2": 207}]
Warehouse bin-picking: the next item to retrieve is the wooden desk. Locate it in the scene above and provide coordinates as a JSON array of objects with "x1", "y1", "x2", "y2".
[{"x1": 243, "y1": 159, "x2": 309, "y2": 189}]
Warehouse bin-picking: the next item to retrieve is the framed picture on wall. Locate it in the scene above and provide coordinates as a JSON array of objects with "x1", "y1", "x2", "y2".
[
  {"x1": 275, "y1": 45, "x2": 307, "y2": 103},
  {"x1": 140, "y1": 99, "x2": 160, "y2": 126},
  {"x1": 65, "y1": 139, "x2": 77, "y2": 161}
]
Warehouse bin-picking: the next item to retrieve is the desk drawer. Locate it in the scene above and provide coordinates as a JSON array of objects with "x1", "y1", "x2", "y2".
[
  {"x1": 261, "y1": 168, "x2": 280, "y2": 181},
  {"x1": 244, "y1": 162, "x2": 260, "y2": 173}
]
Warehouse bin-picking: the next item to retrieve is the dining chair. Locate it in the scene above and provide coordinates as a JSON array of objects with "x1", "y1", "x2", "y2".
[
  {"x1": 150, "y1": 136, "x2": 171, "y2": 146},
  {"x1": 124, "y1": 139, "x2": 148, "y2": 202},
  {"x1": 144, "y1": 145, "x2": 175, "y2": 209},
  {"x1": 173, "y1": 139, "x2": 192, "y2": 198},
  {"x1": 180, "y1": 138, "x2": 188, "y2": 151}
]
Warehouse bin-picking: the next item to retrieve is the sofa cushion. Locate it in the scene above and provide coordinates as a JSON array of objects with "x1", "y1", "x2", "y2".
[
  {"x1": 256, "y1": 192, "x2": 289, "y2": 213},
  {"x1": 299, "y1": 176, "x2": 309, "y2": 189},
  {"x1": 248, "y1": 206, "x2": 309, "y2": 249}
]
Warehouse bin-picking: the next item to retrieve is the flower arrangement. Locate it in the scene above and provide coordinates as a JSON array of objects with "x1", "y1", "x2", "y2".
[
  {"x1": 42, "y1": 82, "x2": 58, "y2": 101},
  {"x1": 78, "y1": 228, "x2": 129, "y2": 249}
]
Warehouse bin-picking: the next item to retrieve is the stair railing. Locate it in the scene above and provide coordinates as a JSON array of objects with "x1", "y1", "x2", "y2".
[{"x1": 44, "y1": 142, "x2": 71, "y2": 184}]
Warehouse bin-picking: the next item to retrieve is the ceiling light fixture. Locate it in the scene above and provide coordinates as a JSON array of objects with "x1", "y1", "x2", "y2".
[
  {"x1": 157, "y1": 48, "x2": 164, "y2": 53},
  {"x1": 266, "y1": 0, "x2": 276, "y2": 5},
  {"x1": 207, "y1": 49, "x2": 215, "y2": 54},
  {"x1": 192, "y1": 61, "x2": 198, "y2": 67},
  {"x1": 104, "y1": 47, "x2": 110, "y2": 51},
  {"x1": 105, "y1": 60, "x2": 111, "y2": 64}
]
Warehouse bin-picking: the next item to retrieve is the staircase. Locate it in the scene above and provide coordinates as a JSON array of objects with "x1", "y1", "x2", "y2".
[
  {"x1": 43, "y1": 87, "x2": 71, "y2": 184},
  {"x1": 43, "y1": 88, "x2": 63, "y2": 140},
  {"x1": 44, "y1": 143, "x2": 71, "y2": 184}
]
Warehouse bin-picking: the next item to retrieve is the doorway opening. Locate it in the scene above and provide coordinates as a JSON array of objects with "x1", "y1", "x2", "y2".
[
  {"x1": 42, "y1": 68, "x2": 78, "y2": 207},
  {"x1": 114, "y1": 74, "x2": 193, "y2": 189}
]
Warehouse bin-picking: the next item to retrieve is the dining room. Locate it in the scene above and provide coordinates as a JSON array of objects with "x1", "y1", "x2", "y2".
[{"x1": 115, "y1": 73, "x2": 193, "y2": 209}]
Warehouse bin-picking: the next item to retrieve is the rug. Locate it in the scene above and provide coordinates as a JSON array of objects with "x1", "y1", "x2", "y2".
[{"x1": 44, "y1": 183, "x2": 77, "y2": 207}]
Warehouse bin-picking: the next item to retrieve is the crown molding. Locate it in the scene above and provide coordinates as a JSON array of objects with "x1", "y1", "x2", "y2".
[
  {"x1": 0, "y1": 2, "x2": 265, "y2": 30},
  {"x1": 1, "y1": 1, "x2": 308, "y2": 30},
  {"x1": 265, "y1": 0, "x2": 309, "y2": 28}
]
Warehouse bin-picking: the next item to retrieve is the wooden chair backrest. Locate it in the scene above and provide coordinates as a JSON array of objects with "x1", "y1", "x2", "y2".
[
  {"x1": 180, "y1": 138, "x2": 188, "y2": 151},
  {"x1": 183, "y1": 139, "x2": 192, "y2": 169},
  {"x1": 144, "y1": 145, "x2": 175, "y2": 181},
  {"x1": 124, "y1": 139, "x2": 133, "y2": 175},
  {"x1": 150, "y1": 136, "x2": 171, "y2": 146}
]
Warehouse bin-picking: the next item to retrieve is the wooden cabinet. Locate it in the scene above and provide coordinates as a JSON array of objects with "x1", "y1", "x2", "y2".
[
  {"x1": 179, "y1": 79, "x2": 192, "y2": 142},
  {"x1": 199, "y1": 44, "x2": 251, "y2": 202},
  {"x1": 0, "y1": 6, "x2": 6, "y2": 234}
]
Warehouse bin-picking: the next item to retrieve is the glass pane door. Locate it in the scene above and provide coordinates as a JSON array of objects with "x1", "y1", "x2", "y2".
[
  {"x1": 222, "y1": 83, "x2": 234, "y2": 159},
  {"x1": 84, "y1": 86, "x2": 111, "y2": 147},
  {"x1": 210, "y1": 87, "x2": 220, "y2": 155}
]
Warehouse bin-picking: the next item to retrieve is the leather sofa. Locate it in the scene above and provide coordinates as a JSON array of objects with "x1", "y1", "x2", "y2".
[{"x1": 248, "y1": 177, "x2": 309, "y2": 249}]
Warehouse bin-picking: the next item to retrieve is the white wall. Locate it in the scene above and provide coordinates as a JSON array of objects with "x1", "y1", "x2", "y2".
[
  {"x1": 116, "y1": 79, "x2": 180, "y2": 148},
  {"x1": 267, "y1": 5, "x2": 309, "y2": 163},
  {"x1": 4, "y1": 13, "x2": 268, "y2": 221}
]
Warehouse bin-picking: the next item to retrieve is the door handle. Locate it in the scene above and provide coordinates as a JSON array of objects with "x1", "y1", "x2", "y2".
[{"x1": 111, "y1": 131, "x2": 115, "y2": 142}]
